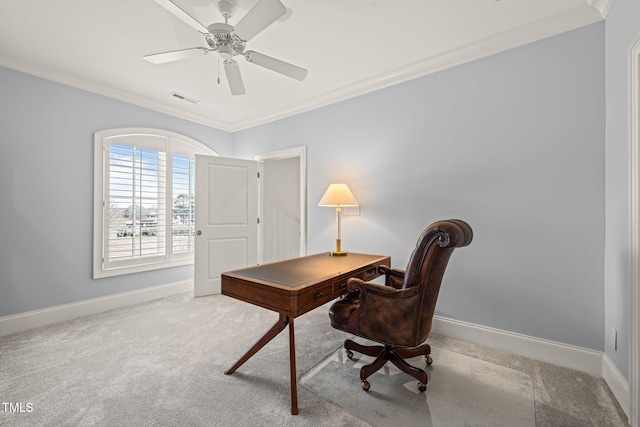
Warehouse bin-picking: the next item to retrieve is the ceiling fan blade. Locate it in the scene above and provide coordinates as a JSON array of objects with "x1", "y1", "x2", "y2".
[
  {"x1": 224, "y1": 59, "x2": 246, "y2": 95},
  {"x1": 153, "y1": 0, "x2": 209, "y2": 33},
  {"x1": 143, "y1": 47, "x2": 209, "y2": 64},
  {"x1": 245, "y1": 51, "x2": 308, "y2": 81},
  {"x1": 233, "y1": 0, "x2": 286, "y2": 41}
]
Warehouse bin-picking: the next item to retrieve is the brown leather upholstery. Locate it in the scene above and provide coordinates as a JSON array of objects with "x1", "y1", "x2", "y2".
[{"x1": 328, "y1": 219, "x2": 472, "y2": 391}]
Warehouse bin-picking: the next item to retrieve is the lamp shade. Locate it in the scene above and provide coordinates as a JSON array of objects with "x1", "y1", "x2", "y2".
[{"x1": 318, "y1": 183, "x2": 359, "y2": 207}]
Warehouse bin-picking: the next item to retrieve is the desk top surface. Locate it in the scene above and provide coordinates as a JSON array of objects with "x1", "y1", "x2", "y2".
[{"x1": 223, "y1": 252, "x2": 389, "y2": 290}]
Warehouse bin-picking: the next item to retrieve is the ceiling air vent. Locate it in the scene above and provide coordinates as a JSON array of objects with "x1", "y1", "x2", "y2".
[{"x1": 169, "y1": 92, "x2": 199, "y2": 104}]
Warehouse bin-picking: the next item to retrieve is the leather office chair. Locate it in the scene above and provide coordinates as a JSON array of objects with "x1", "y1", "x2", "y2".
[{"x1": 328, "y1": 219, "x2": 472, "y2": 392}]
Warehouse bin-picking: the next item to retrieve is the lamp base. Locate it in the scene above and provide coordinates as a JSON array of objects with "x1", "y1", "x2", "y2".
[{"x1": 329, "y1": 238, "x2": 347, "y2": 256}]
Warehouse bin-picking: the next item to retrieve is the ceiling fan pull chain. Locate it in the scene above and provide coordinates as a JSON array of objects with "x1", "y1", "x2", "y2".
[{"x1": 217, "y1": 56, "x2": 221, "y2": 85}]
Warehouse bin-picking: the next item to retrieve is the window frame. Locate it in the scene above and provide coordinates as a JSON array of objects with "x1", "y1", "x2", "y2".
[{"x1": 93, "y1": 128, "x2": 218, "y2": 279}]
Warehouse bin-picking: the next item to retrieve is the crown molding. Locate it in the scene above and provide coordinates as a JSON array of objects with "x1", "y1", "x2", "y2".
[
  {"x1": 0, "y1": 2, "x2": 605, "y2": 133},
  {"x1": 0, "y1": 56, "x2": 231, "y2": 131},
  {"x1": 226, "y1": 3, "x2": 604, "y2": 132},
  {"x1": 589, "y1": 0, "x2": 616, "y2": 19}
]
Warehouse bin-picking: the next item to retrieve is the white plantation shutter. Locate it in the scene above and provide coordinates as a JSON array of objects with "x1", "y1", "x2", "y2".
[
  {"x1": 171, "y1": 153, "x2": 195, "y2": 255},
  {"x1": 94, "y1": 129, "x2": 217, "y2": 278},
  {"x1": 105, "y1": 143, "x2": 167, "y2": 269}
]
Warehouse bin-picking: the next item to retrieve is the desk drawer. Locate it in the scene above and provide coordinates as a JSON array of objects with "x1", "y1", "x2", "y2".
[
  {"x1": 299, "y1": 284, "x2": 333, "y2": 309},
  {"x1": 332, "y1": 265, "x2": 381, "y2": 294},
  {"x1": 333, "y1": 281, "x2": 348, "y2": 294},
  {"x1": 356, "y1": 265, "x2": 380, "y2": 281}
]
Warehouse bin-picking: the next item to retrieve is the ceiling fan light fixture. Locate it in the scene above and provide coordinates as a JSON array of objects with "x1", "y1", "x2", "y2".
[{"x1": 218, "y1": 43, "x2": 233, "y2": 60}]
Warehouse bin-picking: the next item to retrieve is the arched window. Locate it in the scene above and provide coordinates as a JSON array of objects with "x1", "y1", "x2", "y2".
[{"x1": 93, "y1": 128, "x2": 218, "y2": 278}]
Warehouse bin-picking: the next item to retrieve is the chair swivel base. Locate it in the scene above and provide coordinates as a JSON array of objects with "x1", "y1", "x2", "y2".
[{"x1": 344, "y1": 339, "x2": 432, "y2": 392}]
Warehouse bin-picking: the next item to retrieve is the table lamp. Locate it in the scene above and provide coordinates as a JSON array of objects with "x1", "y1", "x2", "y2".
[{"x1": 318, "y1": 183, "x2": 359, "y2": 256}]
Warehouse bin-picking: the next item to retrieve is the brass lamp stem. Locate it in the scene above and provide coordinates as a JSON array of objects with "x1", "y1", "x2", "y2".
[{"x1": 331, "y1": 206, "x2": 347, "y2": 256}]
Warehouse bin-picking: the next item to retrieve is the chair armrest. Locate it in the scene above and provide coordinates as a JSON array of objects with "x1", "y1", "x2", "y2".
[
  {"x1": 347, "y1": 277, "x2": 419, "y2": 299},
  {"x1": 344, "y1": 277, "x2": 421, "y2": 334},
  {"x1": 377, "y1": 265, "x2": 405, "y2": 289}
]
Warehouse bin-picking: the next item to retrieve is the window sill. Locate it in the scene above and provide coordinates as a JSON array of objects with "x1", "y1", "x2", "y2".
[{"x1": 93, "y1": 257, "x2": 194, "y2": 279}]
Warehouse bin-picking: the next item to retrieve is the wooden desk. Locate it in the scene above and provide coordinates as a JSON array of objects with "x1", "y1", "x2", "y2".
[{"x1": 222, "y1": 252, "x2": 390, "y2": 415}]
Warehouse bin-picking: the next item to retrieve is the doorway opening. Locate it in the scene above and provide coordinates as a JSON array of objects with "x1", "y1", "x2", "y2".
[{"x1": 255, "y1": 146, "x2": 307, "y2": 264}]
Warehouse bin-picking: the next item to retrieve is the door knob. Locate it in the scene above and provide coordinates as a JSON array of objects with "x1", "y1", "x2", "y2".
[{"x1": 196, "y1": 230, "x2": 202, "y2": 235}]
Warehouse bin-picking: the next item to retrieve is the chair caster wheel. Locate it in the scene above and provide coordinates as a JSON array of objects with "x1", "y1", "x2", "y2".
[
  {"x1": 418, "y1": 382, "x2": 427, "y2": 392},
  {"x1": 346, "y1": 350, "x2": 353, "y2": 359},
  {"x1": 361, "y1": 380, "x2": 370, "y2": 391},
  {"x1": 426, "y1": 355, "x2": 433, "y2": 365}
]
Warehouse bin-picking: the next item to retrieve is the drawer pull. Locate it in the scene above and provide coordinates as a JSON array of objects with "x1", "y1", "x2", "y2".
[{"x1": 315, "y1": 292, "x2": 324, "y2": 298}]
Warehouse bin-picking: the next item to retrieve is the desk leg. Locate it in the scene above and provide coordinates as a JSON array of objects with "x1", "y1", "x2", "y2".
[
  {"x1": 224, "y1": 313, "x2": 288, "y2": 375},
  {"x1": 289, "y1": 316, "x2": 298, "y2": 415},
  {"x1": 224, "y1": 313, "x2": 299, "y2": 415}
]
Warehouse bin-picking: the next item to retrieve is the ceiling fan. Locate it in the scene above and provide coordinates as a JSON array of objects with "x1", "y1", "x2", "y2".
[{"x1": 144, "y1": 0, "x2": 308, "y2": 95}]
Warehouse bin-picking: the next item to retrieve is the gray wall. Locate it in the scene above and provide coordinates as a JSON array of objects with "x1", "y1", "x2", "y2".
[
  {"x1": 604, "y1": 0, "x2": 640, "y2": 379},
  {"x1": 0, "y1": 21, "x2": 613, "y2": 361},
  {"x1": 233, "y1": 23, "x2": 607, "y2": 351},
  {"x1": 0, "y1": 66, "x2": 232, "y2": 317}
]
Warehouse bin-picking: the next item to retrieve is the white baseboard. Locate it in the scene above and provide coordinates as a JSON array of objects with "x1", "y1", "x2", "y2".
[
  {"x1": 432, "y1": 315, "x2": 603, "y2": 375},
  {"x1": 603, "y1": 353, "x2": 631, "y2": 420},
  {"x1": 0, "y1": 280, "x2": 192, "y2": 337},
  {"x1": 433, "y1": 315, "x2": 631, "y2": 420}
]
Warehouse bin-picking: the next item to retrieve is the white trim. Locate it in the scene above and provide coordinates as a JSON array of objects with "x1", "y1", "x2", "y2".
[
  {"x1": 0, "y1": 56, "x2": 235, "y2": 132},
  {"x1": 589, "y1": 0, "x2": 616, "y2": 18},
  {"x1": 629, "y1": 32, "x2": 640, "y2": 427},
  {"x1": 93, "y1": 128, "x2": 218, "y2": 279},
  {"x1": 432, "y1": 315, "x2": 633, "y2": 417},
  {"x1": 208, "y1": 3, "x2": 605, "y2": 132},
  {"x1": 0, "y1": 280, "x2": 192, "y2": 337},
  {"x1": 432, "y1": 316, "x2": 603, "y2": 374},
  {"x1": 604, "y1": 353, "x2": 631, "y2": 418}
]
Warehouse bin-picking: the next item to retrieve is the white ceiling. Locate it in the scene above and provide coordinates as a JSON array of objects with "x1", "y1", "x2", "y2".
[{"x1": 0, "y1": 0, "x2": 609, "y2": 132}]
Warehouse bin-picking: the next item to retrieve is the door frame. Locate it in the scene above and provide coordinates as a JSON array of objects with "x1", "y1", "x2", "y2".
[
  {"x1": 254, "y1": 146, "x2": 307, "y2": 263},
  {"x1": 629, "y1": 33, "x2": 639, "y2": 427}
]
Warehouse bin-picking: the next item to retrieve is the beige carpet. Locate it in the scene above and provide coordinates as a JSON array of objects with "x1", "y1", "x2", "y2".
[
  {"x1": 300, "y1": 342, "x2": 535, "y2": 427},
  {"x1": 0, "y1": 294, "x2": 627, "y2": 426}
]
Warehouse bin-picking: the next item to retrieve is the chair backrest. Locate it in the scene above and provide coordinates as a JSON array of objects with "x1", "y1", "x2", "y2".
[{"x1": 403, "y1": 219, "x2": 473, "y2": 345}]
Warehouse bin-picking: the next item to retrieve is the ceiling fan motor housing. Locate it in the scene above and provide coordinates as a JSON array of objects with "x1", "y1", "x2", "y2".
[{"x1": 206, "y1": 22, "x2": 245, "y2": 57}]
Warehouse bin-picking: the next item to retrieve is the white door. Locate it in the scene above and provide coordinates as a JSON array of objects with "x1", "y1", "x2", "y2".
[{"x1": 194, "y1": 155, "x2": 258, "y2": 297}]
